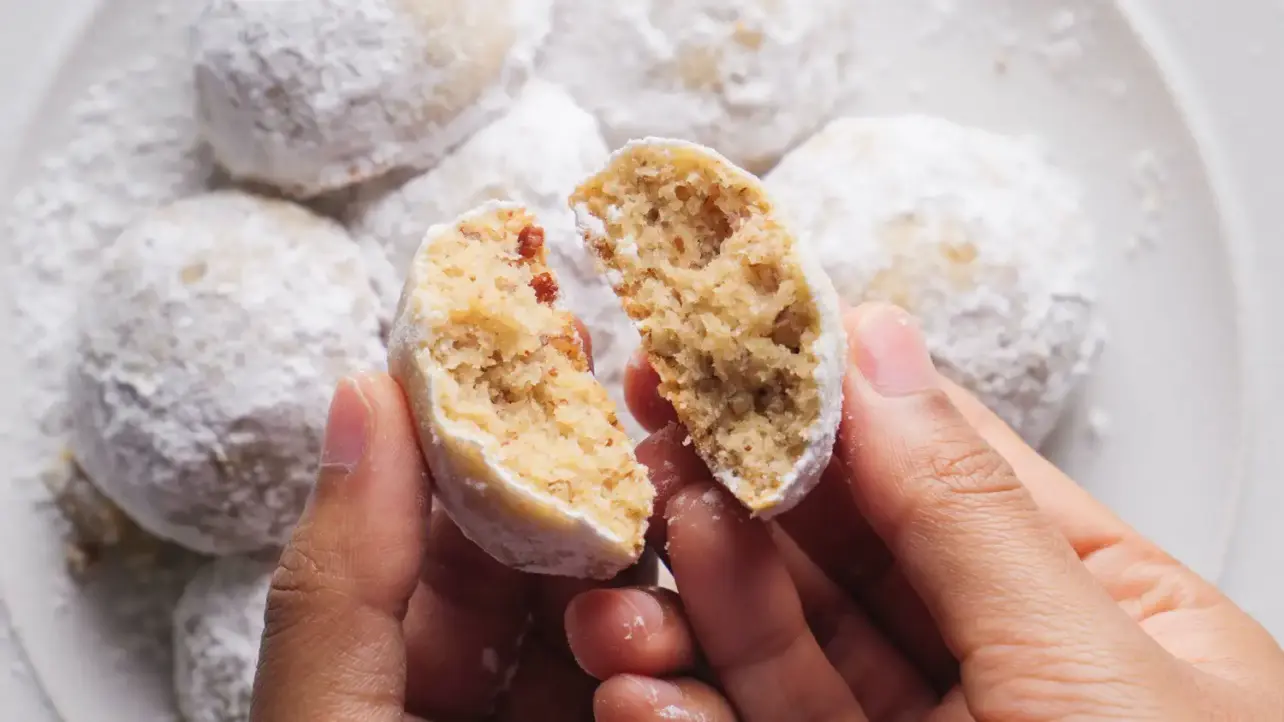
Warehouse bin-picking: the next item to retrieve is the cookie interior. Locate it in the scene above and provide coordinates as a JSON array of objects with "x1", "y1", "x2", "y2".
[
  {"x1": 408, "y1": 206, "x2": 652, "y2": 540},
  {"x1": 572, "y1": 144, "x2": 824, "y2": 507}
]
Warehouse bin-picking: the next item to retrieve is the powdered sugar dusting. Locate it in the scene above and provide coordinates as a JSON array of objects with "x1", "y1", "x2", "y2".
[
  {"x1": 767, "y1": 116, "x2": 1104, "y2": 445},
  {"x1": 67, "y1": 190, "x2": 386, "y2": 555},
  {"x1": 0, "y1": 4, "x2": 291, "y2": 716},
  {"x1": 172, "y1": 556, "x2": 274, "y2": 722},
  {"x1": 1128, "y1": 148, "x2": 1167, "y2": 257},
  {"x1": 539, "y1": 0, "x2": 861, "y2": 173},
  {"x1": 192, "y1": 0, "x2": 553, "y2": 197},
  {"x1": 347, "y1": 81, "x2": 645, "y2": 438}
]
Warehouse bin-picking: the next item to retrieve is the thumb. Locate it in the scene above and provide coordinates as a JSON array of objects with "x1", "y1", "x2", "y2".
[
  {"x1": 837, "y1": 304, "x2": 1179, "y2": 709},
  {"x1": 252, "y1": 374, "x2": 431, "y2": 722}
]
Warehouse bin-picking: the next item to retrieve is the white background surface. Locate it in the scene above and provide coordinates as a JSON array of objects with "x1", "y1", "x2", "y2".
[{"x1": 1, "y1": 0, "x2": 1282, "y2": 718}]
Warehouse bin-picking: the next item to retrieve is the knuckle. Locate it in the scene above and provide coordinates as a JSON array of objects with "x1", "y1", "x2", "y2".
[
  {"x1": 966, "y1": 642, "x2": 1164, "y2": 720},
  {"x1": 1084, "y1": 539, "x2": 1214, "y2": 622},
  {"x1": 888, "y1": 393, "x2": 1032, "y2": 533},
  {"x1": 906, "y1": 412, "x2": 1023, "y2": 501},
  {"x1": 711, "y1": 615, "x2": 805, "y2": 674},
  {"x1": 262, "y1": 539, "x2": 350, "y2": 642}
]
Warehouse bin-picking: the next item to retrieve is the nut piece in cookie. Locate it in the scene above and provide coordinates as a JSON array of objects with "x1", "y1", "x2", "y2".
[
  {"x1": 388, "y1": 202, "x2": 653, "y2": 579},
  {"x1": 572, "y1": 139, "x2": 845, "y2": 518}
]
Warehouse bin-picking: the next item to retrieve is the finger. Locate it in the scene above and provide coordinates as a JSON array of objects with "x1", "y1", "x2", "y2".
[
  {"x1": 494, "y1": 637, "x2": 597, "y2": 722},
  {"x1": 777, "y1": 366, "x2": 1166, "y2": 689},
  {"x1": 631, "y1": 387, "x2": 940, "y2": 716},
  {"x1": 770, "y1": 528, "x2": 938, "y2": 720},
  {"x1": 572, "y1": 317, "x2": 595, "y2": 373},
  {"x1": 594, "y1": 675, "x2": 737, "y2": 722},
  {"x1": 565, "y1": 587, "x2": 698, "y2": 680},
  {"x1": 936, "y1": 375, "x2": 1136, "y2": 551},
  {"x1": 526, "y1": 556, "x2": 658, "y2": 662},
  {"x1": 666, "y1": 483, "x2": 866, "y2": 722},
  {"x1": 252, "y1": 374, "x2": 430, "y2": 722},
  {"x1": 838, "y1": 304, "x2": 1169, "y2": 692},
  {"x1": 624, "y1": 349, "x2": 677, "y2": 433},
  {"x1": 775, "y1": 451, "x2": 957, "y2": 689},
  {"x1": 402, "y1": 504, "x2": 532, "y2": 719},
  {"x1": 633, "y1": 423, "x2": 710, "y2": 557}
]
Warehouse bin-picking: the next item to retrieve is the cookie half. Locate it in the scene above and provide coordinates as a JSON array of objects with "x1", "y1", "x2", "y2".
[
  {"x1": 571, "y1": 139, "x2": 845, "y2": 518},
  {"x1": 388, "y1": 202, "x2": 653, "y2": 579}
]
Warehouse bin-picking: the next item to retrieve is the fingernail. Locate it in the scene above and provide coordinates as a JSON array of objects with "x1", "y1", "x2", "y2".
[
  {"x1": 852, "y1": 305, "x2": 938, "y2": 397},
  {"x1": 617, "y1": 589, "x2": 665, "y2": 638},
  {"x1": 320, "y1": 378, "x2": 370, "y2": 474}
]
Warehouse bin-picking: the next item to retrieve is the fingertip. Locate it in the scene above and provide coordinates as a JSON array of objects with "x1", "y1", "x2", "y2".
[
  {"x1": 593, "y1": 676, "x2": 679, "y2": 722},
  {"x1": 565, "y1": 589, "x2": 629, "y2": 679},
  {"x1": 290, "y1": 372, "x2": 430, "y2": 613},
  {"x1": 634, "y1": 427, "x2": 712, "y2": 551},
  {"x1": 565, "y1": 587, "x2": 694, "y2": 680},
  {"x1": 623, "y1": 349, "x2": 677, "y2": 432},
  {"x1": 593, "y1": 676, "x2": 655, "y2": 722},
  {"x1": 662, "y1": 482, "x2": 757, "y2": 596},
  {"x1": 664, "y1": 483, "x2": 746, "y2": 535},
  {"x1": 318, "y1": 376, "x2": 372, "y2": 475},
  {"x1": 595, "y1": 676, "x2": 736, "y2": 722},
  {"x1": 571, "y1": 317, "x2": 595, "y2": 372},
  {"x1": 352, "y1": 371, "x2": 434, "y2": 492}
]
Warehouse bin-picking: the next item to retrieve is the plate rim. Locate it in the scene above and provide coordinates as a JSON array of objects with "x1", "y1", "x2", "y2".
[{"x1": 0, "y1": 1, "x2": 1277, "y2": 719}]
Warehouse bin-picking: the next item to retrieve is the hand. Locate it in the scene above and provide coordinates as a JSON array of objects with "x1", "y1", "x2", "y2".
[
  {"x1": 566, "y1": 303, "x2": 1284, "y2": 721},
  {"x1": 250, "y1": 325, "x2": 656, "y2": 721}
]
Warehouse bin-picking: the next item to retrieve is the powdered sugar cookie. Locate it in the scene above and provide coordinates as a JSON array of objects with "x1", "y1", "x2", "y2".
[
  {"x1": 349, "y1": 80, "x2": 643, "y2": 438},
  {"x1": 68, "y1": 190, "x2": 385, "y2": 555},
  {"x1": 173, "y1": 556, "x2": 273, "y2": 722},
  {"x1": 766, "y1": 116, "x2": 1104, "y2": 445},
  {"x1": 572, "y1": 139, "x2": 845, "y2": 518},
  {"x1": 539, "y1": 0, "x2": 859, "y2": 173},
  {"x1": 191, "y1": 0, "x2": 552, "y2": 197},
  {"x1": 388, "y1": 202, "x2": 653, "y2": 579}
]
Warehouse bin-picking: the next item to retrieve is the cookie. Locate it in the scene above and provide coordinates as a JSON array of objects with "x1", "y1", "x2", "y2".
[
  {"x1": 766, "y1": 116, "x2": 1104, "y2": 444},
  {"x1": 191, "y1": 0, "x2": 552, "y2": 197},
  {"x1": 572, "y1": 139, "x2": 845, "y2": 518},
  {"x1": 540, "y1": 0, "x2": 859, "y2": 173},
  {"x1": 68, "y1": 190, "x2": 385, "y2": 555},
  {"x1": 388, "y1": 202, "x2": 653, "y2": 579},
  {"x1": 347, "y1": 82, "x2": 643, "y2": 438},
  {"x1": 173, "y1": 556, "x2": 273, "y2": 722}
]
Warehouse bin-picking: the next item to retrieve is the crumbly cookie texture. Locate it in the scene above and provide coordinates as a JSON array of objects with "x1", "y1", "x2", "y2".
[
  {"x1": 46, "y1": 461, "x2": 160, "y2": 576},
  {"x1": 191, "y1": 0, "x2": 552, "y2": 197},
  {"x1": 766, "y1": 116, "x2": 1104, "y2": 445},
  {"x1": 173, "y1": 556, "x2": 273, "y2": 722},
  {"x1": 348, "y1": 80, "x2": 644, "y2": 438},
  {"x1": 539, "y1": 0, "x2": 859, "y2": 174},
  {"x1": 572, "y1": 139, "x2": 845, "y2": 518},
  {"x1": 388, "y1": 202, "x2": 654, "y2": 579},
  {"x1": 68, "y1": 190, "x2": 386, "y2": 555}
]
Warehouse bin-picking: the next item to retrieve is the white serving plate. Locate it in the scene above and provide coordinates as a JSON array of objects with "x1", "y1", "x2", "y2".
[{"x1": 1, "y1": 0, "x2": 1280, "y2": 720}]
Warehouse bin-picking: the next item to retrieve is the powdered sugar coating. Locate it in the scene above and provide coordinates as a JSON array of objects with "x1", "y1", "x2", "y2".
[
  {"x1": 766, "y1": 116, "x2": 1104, "y2": 445},
  {"x1": 573, "y1": 139, "x2": 846, "y2": 519},
  {"x1": 539, "y1": 0, "x2": 859, "y2": 174},
  {"x1": 68, "y1": 190, "x2": 386, "y2": 555},
  {"x1": 173, "y1": 556, "x2": 273, "y2": 722},
  {"x1": 191, "y1": 0, "x2": 553, "y2": 197},
  {"x1": 349, "y1": 81, "x2": 644, "y2": 438}
]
